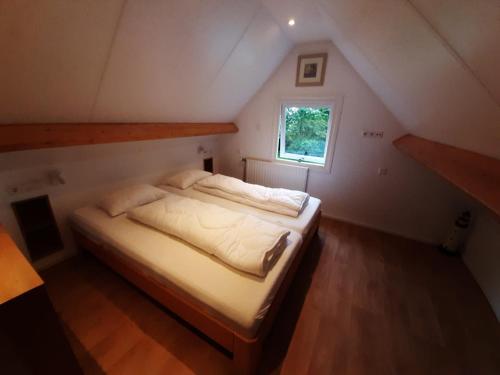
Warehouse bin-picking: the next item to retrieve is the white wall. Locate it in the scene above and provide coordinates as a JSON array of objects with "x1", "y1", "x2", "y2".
[
  {"x1": 218, "y1": 41, "x2": 469, "y2": 243},
  {"x1": 464, "y1": 211, "x2": 500, "y2": 320},
  {"x1": 0, "y1": 136, "x2": 219, "y2": 270}
]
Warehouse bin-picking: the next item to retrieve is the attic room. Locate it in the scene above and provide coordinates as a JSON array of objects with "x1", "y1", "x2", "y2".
[{"x1": 0, "y1": 0, "x2": 499, "y2": 374}]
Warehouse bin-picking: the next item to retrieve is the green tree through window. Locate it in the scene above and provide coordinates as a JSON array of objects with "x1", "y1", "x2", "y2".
[{"x1": 284, "y1": 106, "x2": 330, "y2": 158}]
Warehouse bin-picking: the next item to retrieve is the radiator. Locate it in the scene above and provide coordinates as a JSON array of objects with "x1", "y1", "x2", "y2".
[{"x1": 245, "y1": 158, "x2": 309, "y2": 192}]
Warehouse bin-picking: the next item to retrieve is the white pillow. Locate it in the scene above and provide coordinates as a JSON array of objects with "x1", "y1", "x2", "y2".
[
  {"x1": 163, "y1": 169, "x2": 212, "y2": 190},
  {"x1": 99, "y1": 184, "x2": 167, "y2": 217}
]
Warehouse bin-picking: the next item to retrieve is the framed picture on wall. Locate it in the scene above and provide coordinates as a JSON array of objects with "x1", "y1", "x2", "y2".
[{"x1": 295, "y1": 53, "x2": 328, "y2": 87}]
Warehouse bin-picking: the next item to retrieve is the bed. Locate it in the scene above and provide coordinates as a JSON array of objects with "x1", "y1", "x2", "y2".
[
  {"x1": 158, "y1": 185, "x2": 321, "y2": 236},
  {"x1": 70, "y1": 188, "x2": 320, "y2": 373}
]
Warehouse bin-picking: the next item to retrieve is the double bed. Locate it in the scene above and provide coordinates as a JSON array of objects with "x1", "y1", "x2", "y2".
[{"x1": 70, "y1": 174, "x2": 321, "y2": 373}]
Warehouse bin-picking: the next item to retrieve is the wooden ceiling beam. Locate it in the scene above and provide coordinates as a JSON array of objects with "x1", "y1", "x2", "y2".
[
  {"x1": 0, "y1": 122, "x2": 238, "y2": 153},
  {"x1": 394, "y1": 134, "x2": 500, "y2": 219}
]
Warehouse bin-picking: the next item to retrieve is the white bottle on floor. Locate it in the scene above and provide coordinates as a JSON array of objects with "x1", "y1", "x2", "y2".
[{"x1": 439, "y1": 211, "x2": 471, "y2": 255}]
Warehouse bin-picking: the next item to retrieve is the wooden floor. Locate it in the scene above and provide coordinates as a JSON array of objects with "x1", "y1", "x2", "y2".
[{"x1": 43, "y1": 218, "x2": 500, "y2": 374}]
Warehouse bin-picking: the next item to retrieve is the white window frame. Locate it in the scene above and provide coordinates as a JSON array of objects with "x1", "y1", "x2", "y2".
[{"x1": 273, "y1": 97, "x2": 342, "y2": 173}]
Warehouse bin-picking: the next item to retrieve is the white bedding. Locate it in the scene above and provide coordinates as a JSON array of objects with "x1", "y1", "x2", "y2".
[
  {"x1": 158, "y1": 185, "x2": 321, "y2": 236},
  {"x1": 195, "y1": 174, "x2": 309, "y2": 217},
  {"x1": 71, "y1": 206, "x2": 303, "y2": 337},
  {"x1": 128, "y1": 193, "x2": 290, "y2": 277}
]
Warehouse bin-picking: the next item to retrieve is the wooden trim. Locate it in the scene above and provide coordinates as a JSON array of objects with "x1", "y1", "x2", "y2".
[
  {"x1": 394, "y1": 134, "x2": 500, "y2": 218},
  {"x1": 295, "y1": 53, "x2": 328, "y2": 87},
  {"x1": 71, "y1": 212, "x2": 320, "y2": 373},
  {"x1": 0, "y1": 122, "x2": 238, "y2": 153},
  {"x1": 0, "y1": 224, "x2": 43, "y2": 304}
]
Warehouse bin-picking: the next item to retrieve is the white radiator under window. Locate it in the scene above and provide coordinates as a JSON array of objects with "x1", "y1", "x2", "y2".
[{"x1": 245, "y1": 158, "x2": 309, "y2": 192}]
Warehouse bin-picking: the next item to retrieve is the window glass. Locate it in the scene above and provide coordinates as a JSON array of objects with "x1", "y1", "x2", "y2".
[{"x1": 278, "y1": 103, "x2": 333, "y2": 166}]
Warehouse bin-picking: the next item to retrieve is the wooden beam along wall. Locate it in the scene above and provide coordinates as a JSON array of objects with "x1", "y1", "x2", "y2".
[
  {"x1": 393, "y1": 134, "x2": 500, "y2": 219},
  {"x1": 0, "y1": 122, "x2": 238, "y2": 153}
]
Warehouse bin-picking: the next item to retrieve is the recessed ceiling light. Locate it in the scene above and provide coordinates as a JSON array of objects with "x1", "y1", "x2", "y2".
[{"x1": 288, "y1": 18, "x2": 295, "y2": 26}]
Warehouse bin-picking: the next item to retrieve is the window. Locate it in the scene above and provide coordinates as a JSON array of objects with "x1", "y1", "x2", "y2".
[{"x1": 276, "y1": 100, "x2": 337, "y2": 169}]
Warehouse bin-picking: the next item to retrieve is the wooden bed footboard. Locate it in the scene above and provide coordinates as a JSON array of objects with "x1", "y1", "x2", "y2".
[{"x1": 71, "y1": 212, "x2": 320, "y2": 374}]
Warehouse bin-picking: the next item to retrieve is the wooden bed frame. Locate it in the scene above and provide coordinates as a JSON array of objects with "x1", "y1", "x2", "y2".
[{"x1": 71, "y1": 212, "x2": 320, "y2": 374}]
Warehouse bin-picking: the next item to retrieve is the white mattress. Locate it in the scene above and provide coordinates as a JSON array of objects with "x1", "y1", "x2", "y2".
[
  {"x1": 158, "y1": 185, "x2": 321, "y2": 236},
  {"x1": 71, "y1": 206, "x2": 302, "y2": 338}
]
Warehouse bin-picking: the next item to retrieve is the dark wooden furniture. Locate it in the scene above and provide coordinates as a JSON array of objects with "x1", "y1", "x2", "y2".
[
  {"x1": 0, "y1": 224, "x2": 81, "y2": 374},
  {"x1": 0, "y1": 122, "x2": 238, "y2": 153},
  {"x1": 394, "y1": 134, "x2": 500, "y2": 218},
  {"x1": 71, "y1": 213, "x2": 320, "y2": 374},
  {"x1": 12, "y1": 195, "x2": 63, "y2": 261}
]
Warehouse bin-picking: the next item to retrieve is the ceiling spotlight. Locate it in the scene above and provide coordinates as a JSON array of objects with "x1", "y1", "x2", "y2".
[{"x1": 288, "y1": 18, "x2": 295, "y2": 26}]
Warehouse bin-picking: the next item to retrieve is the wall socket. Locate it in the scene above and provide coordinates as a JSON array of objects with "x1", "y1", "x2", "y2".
[{"x1": 362, "y1": 130, "x2": 384, "y2": 138}]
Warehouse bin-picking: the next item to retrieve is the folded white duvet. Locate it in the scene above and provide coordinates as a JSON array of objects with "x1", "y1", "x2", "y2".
[
  {"x1": 127, "y1": 192, "x2": 290, "y2": 277},
  {"x1": 194, "y1": 174, "x2": 309, "y2": 217}
]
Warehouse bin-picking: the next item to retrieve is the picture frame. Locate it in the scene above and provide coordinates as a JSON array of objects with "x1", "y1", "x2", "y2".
[{"x1": 295, "y1": 53, "x2": 328, "y2": 87}]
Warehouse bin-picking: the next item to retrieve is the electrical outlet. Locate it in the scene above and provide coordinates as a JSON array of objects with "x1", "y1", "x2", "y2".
[{"x1": 362, "y1": 130, "x2": 384, "y2": 138}]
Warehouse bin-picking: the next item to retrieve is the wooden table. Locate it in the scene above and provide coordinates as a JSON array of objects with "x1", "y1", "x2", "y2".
[{"x1": 0, "y1": 224, "x2": 81, "y2": 374}]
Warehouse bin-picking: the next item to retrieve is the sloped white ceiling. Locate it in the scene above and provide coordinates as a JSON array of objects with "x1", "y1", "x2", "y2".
[
  {"x1": 315, "y1": 0, "x2": 500, "y2": 158},
  {"x1": 1, "y1": 0, "x2": 498, "y2": 160},
  {"x1": 410, "y1": 0, "x2": 500, "y2": 104},
  {"x1": 0, "y1": 0, "x2": 124, "y2": 122},
  {"x1": 0, "y1": 0, "x2": 292, "y2": 123},
  {"x1": 93, "y1": 0, "x2": 291, "y2": 122},
  {"x1": 261, "y1": 0, "x2": 331, "y2": 42}
]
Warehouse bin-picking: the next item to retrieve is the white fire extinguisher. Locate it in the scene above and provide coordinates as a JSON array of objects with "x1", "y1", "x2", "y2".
[{"x1": 439, "y1": 211, "x2": 471, "y2": 255}]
